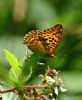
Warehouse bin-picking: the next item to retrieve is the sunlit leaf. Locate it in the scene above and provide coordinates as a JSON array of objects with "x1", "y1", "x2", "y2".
[{"x1": 3, "y1": 49, "x2": 22, "y2": 84}]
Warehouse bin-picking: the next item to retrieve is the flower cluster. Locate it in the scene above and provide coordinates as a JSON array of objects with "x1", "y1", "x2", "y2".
[{"x1": 38, "y1": 67, "x2": 67, "y2": 99}]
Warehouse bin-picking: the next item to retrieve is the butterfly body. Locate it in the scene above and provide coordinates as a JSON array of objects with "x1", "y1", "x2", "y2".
[{"x1": 23, "y1": 24, "x2": 63, "y2": 56}]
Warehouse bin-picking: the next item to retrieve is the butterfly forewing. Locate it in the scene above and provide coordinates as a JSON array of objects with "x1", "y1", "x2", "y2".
[
  {"x1": 23, "y1": 24, "x2": 63, "y2": 56},
  {"x1": 23, "y1": 30, "x2": 45, "y2": 52}
]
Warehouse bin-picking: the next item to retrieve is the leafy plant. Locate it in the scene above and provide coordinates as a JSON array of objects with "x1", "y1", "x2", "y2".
[{"x1": 0, "y1": 49, "x2": 66, "y2": 100}]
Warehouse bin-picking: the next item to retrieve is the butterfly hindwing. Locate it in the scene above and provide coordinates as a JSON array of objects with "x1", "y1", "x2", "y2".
[{"x1": 38, "y1": 35, "x2": 50, "y2": 54}]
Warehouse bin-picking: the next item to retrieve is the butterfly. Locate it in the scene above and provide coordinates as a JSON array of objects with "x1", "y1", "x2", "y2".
[{"x1": 23, "y1": 24, "x2": 63, "y2": 56}]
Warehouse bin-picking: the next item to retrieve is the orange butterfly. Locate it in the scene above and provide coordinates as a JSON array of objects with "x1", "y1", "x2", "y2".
[{"x1": 23, "y1": 24, "x2": 63, "y2": 56}]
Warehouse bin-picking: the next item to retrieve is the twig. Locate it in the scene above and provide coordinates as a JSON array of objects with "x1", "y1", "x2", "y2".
[
  {"x1": 33, "y1": 88, "x2": 38, "y2": 96},
  {"x1": 22, "y1": 85, "x2": 49, "y2": 89},
  {"x1": 0, "y1": 87, "x2": 16, "y2": 94},
  {"x1": 0, "y1": 82, "x2": 5, "y2": 86},
  {"x1": 0, "y1": 84, "x2": 49, "y2": 94}
]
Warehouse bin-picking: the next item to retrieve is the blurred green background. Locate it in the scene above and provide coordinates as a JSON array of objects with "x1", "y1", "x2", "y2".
[{"x1": 0, "y1": 0, "x2": 82, "y2": 99}]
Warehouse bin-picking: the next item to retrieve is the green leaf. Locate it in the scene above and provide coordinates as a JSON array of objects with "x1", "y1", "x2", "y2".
[
  {"x1": 22, "y1": 66, "x2": 32, "y2": 83},
  {"x1": 3, "y1": 49, "x2": 22, "y2": 84},
  {"x1": 18, "y1": 57, "x2": 33, "y2": 84},
  {"x1": 3, "y1": 49, "x2": 20, "y2": 72},
  {"x1": 0, "y1": 66, "x2": 12, "y2": 85}
]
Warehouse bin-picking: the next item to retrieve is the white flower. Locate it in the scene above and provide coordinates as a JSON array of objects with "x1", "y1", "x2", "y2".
[
  {"x1": 54, "y1": 87, "x2": 58, "y2": 96},
  {"x1": 60, "y1": 86, "x2": 67, "y2": 92},
  {"x1": 46, "y1": 76, "x2": 55, "y2": 84}
]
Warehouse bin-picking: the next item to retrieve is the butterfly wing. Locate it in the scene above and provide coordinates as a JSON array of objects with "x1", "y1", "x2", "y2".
[
  {"x1": 23, "y1": 30, "x2": 45, "y2": 52},
  {"x1": 38, "y1": 35, "x2": 50, "y2": 54},
  {"x1": 23, "y1": 24, "x2": 63, "y2": 56},
  {"x1": 39, "y1": 24, "x2": 63, "y2": 56}
]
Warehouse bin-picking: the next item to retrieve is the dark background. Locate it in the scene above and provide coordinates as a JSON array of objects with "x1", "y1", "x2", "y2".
[{"x1": 0, "y1": 0, "x2": 82, "y2": 99}]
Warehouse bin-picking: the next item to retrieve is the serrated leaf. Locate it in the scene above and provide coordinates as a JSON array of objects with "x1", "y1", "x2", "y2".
[
  {"x1": 3, "y1": 49, "x2": 22, "y2": 83},
  {"x1": 3, "y1": 49, "x2": 21, "y2": 72}
]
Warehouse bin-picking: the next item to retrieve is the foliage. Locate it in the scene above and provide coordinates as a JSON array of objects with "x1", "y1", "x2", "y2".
[{"x1": 0, "y1": 49, "x2": 67, "y2": 100}]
